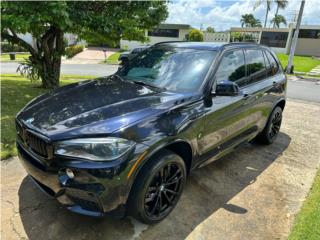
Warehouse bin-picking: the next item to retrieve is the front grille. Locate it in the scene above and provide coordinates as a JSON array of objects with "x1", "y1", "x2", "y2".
[
  {"x1": 26, "y1": 132, "x2": 48, "y2": 158},
  {"x1": 16, "y1": 120, "x2": 49, "y2": 158}
]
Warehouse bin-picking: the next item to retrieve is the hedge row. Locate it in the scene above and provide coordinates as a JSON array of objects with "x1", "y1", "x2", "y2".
[{"x1": 65, "y1": 45, "x2": 84, "y2": 59}]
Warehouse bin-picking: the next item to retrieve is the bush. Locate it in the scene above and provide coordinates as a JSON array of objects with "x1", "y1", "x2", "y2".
[
  {"x1": 65, "y1": 45, "x2": 84, "y2": 59},
  {"x1": 1, "y1": 42, "x2": 27, "y2": 53},
  {"x1": 188, "y1": 29, "x2": 204, "y2": 42}
]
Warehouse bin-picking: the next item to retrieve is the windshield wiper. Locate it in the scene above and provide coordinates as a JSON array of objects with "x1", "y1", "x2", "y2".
[{"x1": 132, "y1": 80, "x2": 166, "y2": 91}]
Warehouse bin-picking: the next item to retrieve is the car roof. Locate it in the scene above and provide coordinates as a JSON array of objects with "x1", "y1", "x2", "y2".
[{"x1": 154, "y1": 41, "x2": 267, "y2": 51}]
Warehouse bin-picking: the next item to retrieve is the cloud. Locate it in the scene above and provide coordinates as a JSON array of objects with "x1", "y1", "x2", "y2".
[{"x1": 166, "y1": 0, "x2": 320, "y2": 31}]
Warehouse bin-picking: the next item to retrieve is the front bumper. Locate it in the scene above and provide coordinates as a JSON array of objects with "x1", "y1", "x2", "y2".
[{"x1": 17, "y1": 141, "x2": 146, "y2": 217}]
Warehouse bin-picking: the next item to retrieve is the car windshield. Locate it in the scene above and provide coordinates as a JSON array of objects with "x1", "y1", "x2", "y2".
[{"x1": 117, "y1": 45, "x2": 217, "y2": 92}]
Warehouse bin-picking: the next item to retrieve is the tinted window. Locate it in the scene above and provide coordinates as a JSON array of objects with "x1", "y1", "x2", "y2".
[
  {"x1": 131, "y1": 48, "x2": 142, "y2": 54},
  {"x1": 118, "y1": 46, "x2": 217, "y2": 92},
  {"x1": 246, "y1": 49, "x2": 267, "y2": 83},
  {"x1": 148, "y1": 29, "x2": 179, "y2": 38},
  {"x1": 215, "y1": 50, "x2": 246, "y2": 87},
  {"x1": 298, "y1": 29, "x2": 320, "y2": 39},
  {"x1": 264, "y1": 50, "x2": 279, "y2": 76},
  {"x1": 260, "y1": 31, "x2": 288, "y2": 48}
]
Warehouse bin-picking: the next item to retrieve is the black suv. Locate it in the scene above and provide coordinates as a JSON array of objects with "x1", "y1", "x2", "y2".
[{"x1": 16, "y1": 42, "x2": 286, "y2": 224}]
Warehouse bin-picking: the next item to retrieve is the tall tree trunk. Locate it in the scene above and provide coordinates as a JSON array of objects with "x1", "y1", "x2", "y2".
[
  {"x1": 39, "y1": 27, "x2": 64, "y2": 88},
  {"x1": 2, "y1": 27, "x2": 64, "y2": 88},
  {"x1": 264, "y1": 8, "x2": 269, "y2": 28},
  {"x1": 273, "y1": 5, "x2": 279, "y2": 28}
]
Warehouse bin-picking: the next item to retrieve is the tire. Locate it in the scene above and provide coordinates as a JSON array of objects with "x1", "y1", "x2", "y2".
[
  {"x1": 128, "y1": 149, "x2": 187, "y2": 224},
  {"x1": 256, "y1": 106, "x2": 283, "y2": 144}
]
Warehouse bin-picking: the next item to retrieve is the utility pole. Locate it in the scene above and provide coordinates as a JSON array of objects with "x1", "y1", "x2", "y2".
[{"x1": 286, "y1": 0, "x2": 305, "y2": 74}]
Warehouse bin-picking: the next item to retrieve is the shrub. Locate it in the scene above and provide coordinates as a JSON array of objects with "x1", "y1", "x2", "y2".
[
  {"x1": 188, "y1": 29, "x2": 204, "y2": 42},
  {"x1": 1, "y1": 42, "x2": 27, "y2": 53},
  {"x1": 65, "y1": 45, "x2": 84, "y2": 59}
]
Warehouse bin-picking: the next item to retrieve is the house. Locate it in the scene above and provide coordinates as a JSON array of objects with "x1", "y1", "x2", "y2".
[
  {"x1": 230, "y1": 24, "x2": 320, "y2": 57},
  {"x1": 120, "y1": 23, "x2": 191, "y2": 50}
]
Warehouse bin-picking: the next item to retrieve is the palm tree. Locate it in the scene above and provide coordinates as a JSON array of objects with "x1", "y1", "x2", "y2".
[
  {"x1": 254, "y1": 0, "x2": 273, "y2": 28},
  {"x1": 271, "y1": 14, "x2": 287, "y2": 28},
  {"x1": 273, "y1": 0, "x2": 288, "y2": 27},
  {"x1": 240, "y1": 14, "x2": 262, "y2": 28},
  {"x1": 241, "y1": 14, "x2": 253, "y2": 27}
]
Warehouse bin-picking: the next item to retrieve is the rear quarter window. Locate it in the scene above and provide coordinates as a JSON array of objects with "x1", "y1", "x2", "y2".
[
  {"x1": 245, "y1": 49, "x2": 267, "y2": 84},
  {"x1": 264, "y1": 50, "x2": 280, "y2": 76}
]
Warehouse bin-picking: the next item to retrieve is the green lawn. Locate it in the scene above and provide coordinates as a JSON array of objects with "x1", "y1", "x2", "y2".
[
  {"x1": 1, "y1": 74, "x2": 94, "y2": 159},
  {"x1": 0, "y1": 53, "x2": 31, "y2": 62},
  {"x1": 102, "y1": 52, "x2": 121, "y2": 64},
  {"x1": 276, "y1": 53, "x2": 320, "y2": 73},
  {"x1": 289, "y1": 170, "x2": 320, "y2": 240}
]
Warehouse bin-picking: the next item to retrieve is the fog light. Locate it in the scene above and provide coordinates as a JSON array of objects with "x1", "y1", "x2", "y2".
[{"x1": 66, "y1": 168, "x2": 74, "y2": 179}]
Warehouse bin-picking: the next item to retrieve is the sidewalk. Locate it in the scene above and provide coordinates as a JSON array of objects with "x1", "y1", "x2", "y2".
[
  {"x1": 308, "y1": 65, "x2": 320, "y2": 76},
  {"x1": 63, "y1": 47, "x2": 119, "y2": 64}
]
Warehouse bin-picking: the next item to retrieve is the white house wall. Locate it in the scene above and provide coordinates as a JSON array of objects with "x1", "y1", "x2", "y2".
[
  {"x1": 294, "y1": 38, "x2": 320, "y2": 57},
  {"x1": 120, "y1": 29, "x2": 189, "y2": 50}
]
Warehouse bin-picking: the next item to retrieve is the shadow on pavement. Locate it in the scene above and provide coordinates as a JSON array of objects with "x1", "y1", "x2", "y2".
[{"x1": 19, "y1": 132, "x2": 291, "y2": 240}]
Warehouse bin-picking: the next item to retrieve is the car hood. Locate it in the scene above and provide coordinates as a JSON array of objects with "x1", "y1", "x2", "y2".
[{"x1": 17, "y1": 75, "x2": 196, "y2": 140}]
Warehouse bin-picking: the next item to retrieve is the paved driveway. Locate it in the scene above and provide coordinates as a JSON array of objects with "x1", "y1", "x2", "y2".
[{"x1": 2, "y1": 100, "x2": 320, "y2": 240}]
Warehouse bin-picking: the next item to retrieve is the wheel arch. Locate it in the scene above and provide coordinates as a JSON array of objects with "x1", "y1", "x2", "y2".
[
  {"x1": 125, "y1": 139, "x2": 194, "y2": 206},
  {"x1": 274, "y1": 98, "x2": 286, "y2": 111}
]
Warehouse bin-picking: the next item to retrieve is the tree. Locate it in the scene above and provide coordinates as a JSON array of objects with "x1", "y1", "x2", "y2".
[
  {"x1": 1, "y1": 1, "x2": 168, "y2": 88},
  {"x1": 254, "y1": 0, "x2": 273, "y2": 28},
  {"x1": 188, "y1": 29, "x2": 204, "y2": 41},
  {"x1": 271, "y1": 14, "x2": 287, "y2": 28},
  {"x1": 206, "y1": 27, "x2": 215, "y2": 33},
  {"x1": 273, "y1": 0, "x2": 288, "y2": 28},
  {"x1": 240, "y1": 14, "x2": 262, "y2": 27}
]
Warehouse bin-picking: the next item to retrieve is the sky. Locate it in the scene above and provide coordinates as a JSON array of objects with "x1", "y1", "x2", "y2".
[{"x1": 166, "y1": 0, "x2": 320, "y2": 31}]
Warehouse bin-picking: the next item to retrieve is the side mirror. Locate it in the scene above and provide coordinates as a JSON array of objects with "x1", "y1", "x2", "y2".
[{"x1": 214, "y1": 80, "x2": 240, "y2": 96}]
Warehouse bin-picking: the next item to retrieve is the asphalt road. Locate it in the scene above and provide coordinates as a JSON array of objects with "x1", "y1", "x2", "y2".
[
  {"x1": 1, "y1": 62, "x2": 119, "y2": 77},
  {"x1": 2, "y1": 62, "x2": 320, "y2": 103}
]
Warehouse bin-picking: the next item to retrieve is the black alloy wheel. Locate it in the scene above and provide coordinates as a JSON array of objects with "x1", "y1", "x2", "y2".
[
  {"x1": 129, "y1": 150, "x2": 186, "y2": 224},
  {"x1": 268, "y1": 110, "x2": 282, "y2": 140},
  {"x1": 144, "y1": 163, "x2": 184, "y2": 219},
  {"x1": 256, "y1": 106, "x2": 283, "y2": 144}
]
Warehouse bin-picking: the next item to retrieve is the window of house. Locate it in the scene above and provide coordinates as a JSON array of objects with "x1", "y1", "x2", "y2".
[
  {"x1": 215, "y1": 50, "x2": 247, "y2": 87},
  {"x1": 260, "y1": 31, "x2": 289, "y2": 48},
  {"x1": 297, "y1": 29, "x2": 320, "y2": 39},
  {"x1": 148, "y1": 29, "x2": 179, "y2": 38},
  {"x1": 245, "y1": 49, "x2": 267, "y2": 84}
]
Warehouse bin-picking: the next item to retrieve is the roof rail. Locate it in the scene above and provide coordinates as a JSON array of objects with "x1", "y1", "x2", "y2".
[{"x1": 153, "y1": 41, "x2": 187, "y2": 46}]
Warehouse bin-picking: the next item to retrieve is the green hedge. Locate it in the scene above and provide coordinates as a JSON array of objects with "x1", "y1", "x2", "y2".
[
  {"x1": 65, "y1": 45, "x2": 84, "y2": 59},
  {"x1": 1, "y1": 43, "x2": 27, "y2": 53}
]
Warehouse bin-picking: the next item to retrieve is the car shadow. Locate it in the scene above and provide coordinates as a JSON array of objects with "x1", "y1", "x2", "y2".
[{"x1": 19, "y1": 132, "x2": 291, "y2": 240}]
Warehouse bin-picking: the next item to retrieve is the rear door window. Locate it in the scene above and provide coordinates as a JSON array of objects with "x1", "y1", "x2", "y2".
[
  {"x1": 264, "y1": 50, "x2": 279, "y2": 77},
  {"x1": 215, "y1": 50, "x2": 247, "y2": 87},
  {"x1": 245, "y1": 49, "x2": 267, "y2": 84}
]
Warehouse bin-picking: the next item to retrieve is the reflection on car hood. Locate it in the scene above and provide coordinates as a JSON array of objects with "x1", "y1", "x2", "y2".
[{"x1": 17, "y1": 75, "x2": 195, "y2": 139}]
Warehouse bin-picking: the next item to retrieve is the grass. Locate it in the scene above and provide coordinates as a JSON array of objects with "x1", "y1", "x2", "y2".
[
  {"x1": 276, "y1": 53, "x2": 320, "y2": 73},
  {"x1": 1, "y1": 74, "x2": 94, "y2": 160},
  {"x1": 0, "y1": 53, "x2": 31, "y2": 62},
  {"x1": 102, "y1": 52, "x2": 121, "y2": 64},
  {"x1": 289, "y1": 170, "x2": 320, "y2": 240}
]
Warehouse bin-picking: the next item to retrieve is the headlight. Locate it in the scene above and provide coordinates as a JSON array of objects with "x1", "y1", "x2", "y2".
[{"x1": 54, "y1": 138, "x2": 135, "y2": 161}]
